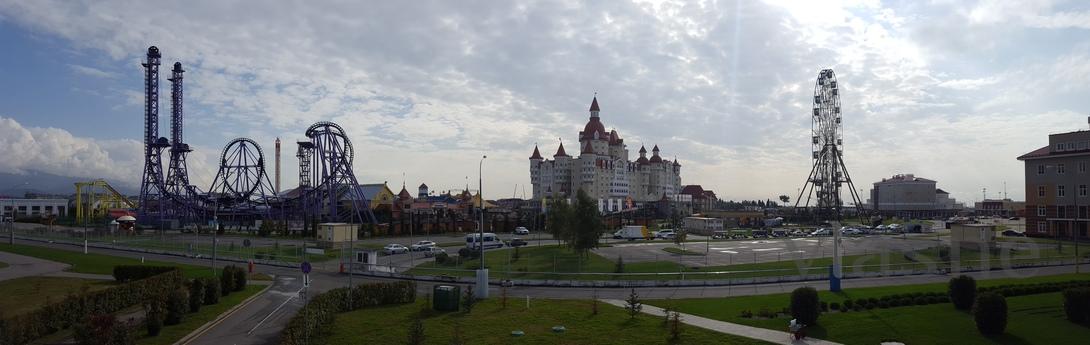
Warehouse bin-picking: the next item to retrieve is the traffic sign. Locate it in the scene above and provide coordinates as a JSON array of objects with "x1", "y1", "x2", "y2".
[{"x1": 301, "y1": 261, "x2": 312, "y2": 274}]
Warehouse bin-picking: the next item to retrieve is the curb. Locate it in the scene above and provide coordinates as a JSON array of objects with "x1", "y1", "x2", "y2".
[{"x1": 174, "y1": 281, "x2": 275, "y2": 345}]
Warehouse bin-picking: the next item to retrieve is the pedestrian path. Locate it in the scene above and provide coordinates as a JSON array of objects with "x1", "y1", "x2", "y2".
[
  {"x1": 0, "y1": 251, "x2": 69, "y2": 282},
  {"x1": 600, "y1": 299, "x2": 842, "y2": 345}
]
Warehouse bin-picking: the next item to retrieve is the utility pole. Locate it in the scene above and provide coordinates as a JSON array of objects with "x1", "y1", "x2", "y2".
[{"x1": 476, "y1": 155, "x2": 488, "y2": 299}]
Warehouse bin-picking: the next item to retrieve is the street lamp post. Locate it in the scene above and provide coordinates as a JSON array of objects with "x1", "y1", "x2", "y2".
[{"x1": 476, "y1": 155, "x2": 488, "y2": 299}]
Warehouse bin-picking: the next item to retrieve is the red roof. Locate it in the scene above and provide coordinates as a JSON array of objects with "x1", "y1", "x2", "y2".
[
  {"x1": 589, "y1": 96, "x2": 600, "y2": 112},
  {"x1": 582, "y1": 118, "x2": 607, "y2": 140},
  {"x1": 681, "y1": 185, "x2": 705, "y2": 195},
  {"x1": 1016, "y1": 146, "x2": 1051, "y2": 160},
  {"x1": 581, "y1": 141, "x2": 594, "y2": 154},
  {"x1": 636, "y1": 156, "x2": 649, "y2": 164},
  {"x1": 554, "y1": 142, "x2": 569, "y2": 157},
  {"x1": 609, "y1": 130, "x2": 621, "y2": 145},
  {"x1": 529, "y1": 145, "x2": 543, "y2": 159}
]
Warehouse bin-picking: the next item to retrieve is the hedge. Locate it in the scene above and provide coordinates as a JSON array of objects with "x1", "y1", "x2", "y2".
[
  {"x1": 1062, "y1": 287, "x2": 1090, "y2": 324},
  {"x1": 812, "y1": 279, "x2": 1090, "y2": 314},
  {"x1": 279, "y1": 281, "x2": 416, "y2": 345},
  {"x1": 112, "y1": 265, "x2": 180, "y2": 283},
  {"x1": 949, "y1": 275, "x2": 977, "y2": 310},
  {"x1": 973, "y1": 292, "x2": 1008, "y2": 335},
  {"x1": 790, "y1": 287, "x2": 820, "y2": 325},
  {"x1": 0, "y1": 267, "x2": 183, "y2": 344}
]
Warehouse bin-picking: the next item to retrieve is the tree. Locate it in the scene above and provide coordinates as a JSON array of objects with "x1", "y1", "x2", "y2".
[
  {"x1": 145, "y1": 300, "x2": 165, "y2": 337},
  {"x1": 790, "y1": 287, "x2": 821, "y2": 325},
  {"x1": 571, "y1": 189, "x2": 603, "y2": 257},
  {"x1": 973, "y1": 292, "x2": 1008, "y2": 335},
  {"x1": 625, "y1": 288, "x2": 642, "y2": 319},
  {"x1": 949, "y1": 275, "x2": 977, "y2": 310},
  {"x1": 545, "y1": 198, "x2": 572, "y2": 245},
  {"x1": 461, "y1": 286, "x2": 476, "y2": 313},
  {"x1": 407, "y1": 317, "x2": 425, "y2": 345}
]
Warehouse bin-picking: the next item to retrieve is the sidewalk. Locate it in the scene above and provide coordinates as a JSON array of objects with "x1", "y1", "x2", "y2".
[
  {"x1": 600, "y1": 299, "x2": 842, "y2": 345},
  {"x1": 0, "y1": 250, "x2": 69, "y2": 282}
]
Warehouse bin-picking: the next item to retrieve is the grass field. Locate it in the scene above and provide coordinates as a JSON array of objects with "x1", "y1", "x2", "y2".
[
  {"x1": 408, "y1": 243, "x2": 1084, "y2": 281},
  {"x1": 0, "y1": 276, "x2": 114, "y2": 317},
  {"x1": 648, "y1": 273, "x2": 1090, "y2": 344},
  {"x1": 136, "y1": 284, "x2": 265, "y2": 345},
  {"x1": 327, "y1": 298, "x2": 774, "y2": 345},
  {"x1": 0, "y1": 243, "x2": 214, "y2": 278}
]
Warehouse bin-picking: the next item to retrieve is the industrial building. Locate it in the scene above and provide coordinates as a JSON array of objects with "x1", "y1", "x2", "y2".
[
  {"x1": 1, "y1": 198, "x2": 68, "y2": 219},
  {"x1": 867, "y1": 174, "x2": 962, "y2": 218},
  {"x1": 1017, "y1": 118, "x2": 1090, "y2": 238},
  {"x1": 682, "y1": 216, "x2": 723, "y2": 235}
]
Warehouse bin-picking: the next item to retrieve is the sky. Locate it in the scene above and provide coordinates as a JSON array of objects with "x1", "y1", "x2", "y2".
[{"x1": 0, "y1": 0, "x2": 1089, "y2": 204}]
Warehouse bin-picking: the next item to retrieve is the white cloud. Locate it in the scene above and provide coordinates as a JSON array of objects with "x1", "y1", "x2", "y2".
[
  {"x1": 0, "y1": 0, "x2": 1089, "y2": 204},
  {"x1": 67, "y1": 64, "x2": 116, "y2": 79}
]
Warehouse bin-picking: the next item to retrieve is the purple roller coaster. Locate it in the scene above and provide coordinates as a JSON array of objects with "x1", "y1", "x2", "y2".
[{"x1": 136, "y1": 46, "x2": 375, "y2": 230}]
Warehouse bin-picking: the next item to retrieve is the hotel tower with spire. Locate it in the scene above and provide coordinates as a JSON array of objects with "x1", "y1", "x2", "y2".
[{"x1": 529, "y1": 96, "x2": 682, "y2": 211}]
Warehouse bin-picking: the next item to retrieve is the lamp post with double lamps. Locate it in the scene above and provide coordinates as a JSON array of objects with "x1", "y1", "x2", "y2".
[{"x1": 475, "y1": 155, "x2": 488, "y2": 299}]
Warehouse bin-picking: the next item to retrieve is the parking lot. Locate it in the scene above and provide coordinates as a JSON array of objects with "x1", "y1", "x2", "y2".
[{"x1": 594, "y1": 234, "x2": 944, "y2": 267}]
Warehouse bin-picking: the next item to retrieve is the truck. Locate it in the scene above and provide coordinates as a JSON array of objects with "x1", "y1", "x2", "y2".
[{"x1": 613, "y1": 225, "x2": 652, "y2": 240}]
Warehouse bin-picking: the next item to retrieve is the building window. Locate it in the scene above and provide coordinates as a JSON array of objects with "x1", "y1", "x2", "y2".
[
  {"x1": 1081, "y1": 184, "x2": 1088, "y2": 197},
  {"x1": 1038, "y1": 165, "x2": 1046, "y2": 175},
  {"x1": 1038, "y1": 186, "x2": 1046, "y2": 197},
  {"x1": 1057, "y1": 143, "x2": 1066, "y2": 151},
  {"x1": 1058, "y1": 185, "x2": 1066, "y2": 197},
  {"x1": 1059, "y1": 206, "x2": 1067, "y2": 218},
  {"x1": 1038, "y1": 221, "x2": 1047, "y2": 232},
  {"x1": 1038, "y1": 206, "x2": 1046, "y2": 217},
  {"x1": 1080, "y1": 162, "x2": 1087, "y2": 174},
  {"x1": 1058, "y1": 164, "x2": 1066, "y2": 174}
]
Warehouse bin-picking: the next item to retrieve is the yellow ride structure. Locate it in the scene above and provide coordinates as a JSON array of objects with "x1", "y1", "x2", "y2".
[{"x1": 74, "y1": 179, "x2": 136, "y2": 225}]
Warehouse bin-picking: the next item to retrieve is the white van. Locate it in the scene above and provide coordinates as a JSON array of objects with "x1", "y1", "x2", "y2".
[{"x1": 466, "y1": 232, "x2": 505, "y2": 250}]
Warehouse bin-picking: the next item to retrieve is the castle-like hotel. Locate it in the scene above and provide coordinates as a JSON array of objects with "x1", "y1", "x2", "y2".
[{"x1": 530, "y1": 97, "x2": 682, "y2": 212}]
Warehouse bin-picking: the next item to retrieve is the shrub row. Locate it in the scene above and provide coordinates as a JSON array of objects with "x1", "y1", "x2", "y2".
[
  {"x1": 112, "y1": 265, "x2": 180, "y2": 282},
  {"x1": 0, "y1": 267, "x2": 183, "y2": 344},
  {"x1": 279, "y1": 281, "x2": 416, "y2": 345},
  {"x1": 1062, "y1": 287, "x2": 1090, "y2": 324},
  {"x1": 220, "y1": 265, "x2": 248, "y2": 296},
  {"x1": 822, "y1": 279, "x2": 1090, "y2": 314},
  {"x1": 978, "y1": 280, "x2": 1090, "y2": 298}
]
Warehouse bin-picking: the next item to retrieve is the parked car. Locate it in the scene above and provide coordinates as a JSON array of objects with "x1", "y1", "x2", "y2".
[
  {"x1": 655, "y1": 229, "x2": 676, "y2": 239},
  {"x1": 514, "y1": 227, "x2": 530, "y2": 235},
  {"x1": 842, "y1": 228, "x2": 863, "y2": 236},
  {"x1": 423, "y1": 246, "x2": 447, "y2": 257},
  {"x1": 875, "y1": 224, "x2": 888, "y2": 230},
  {"x1": 508, "y1": 238, "x2": 528, "y2": 247},
  {"x1": 1002, "y1": 230, "x2": 1025, "y2": 237},
  {"x1": 712, "y1": 230, "x2": 729, "y2": 239},
  {"x1": 660, "y1": 232, "x2": 677, "y2": 240},
  {"x1": 810, "y1": 228, "x2": 831, "y2": 237},
  {"x1": 1008, "y1": 217, "x2": 1020, "y2": 220},
  {"x1": 410, "y1": 240, "x2": 437, "y2": 251},
  {"x1": 383, "y1": 244, "x2": 409, "y2": 255}
]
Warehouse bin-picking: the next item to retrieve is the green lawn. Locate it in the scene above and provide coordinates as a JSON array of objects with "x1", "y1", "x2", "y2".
[
  {"x1": 0, "y1": 243, "x2": 214, "y2": 278},
  {"x1": 648, "y1": 273, "x2": 1090, "y2": 344},
  {"x1": 0, "y1": 276, "x2": 114, "y2": 317},
  {"x1": 136, "y1": 284, "x2": 265, "y2": 345},
  {"x1": 327, "y1": 298, "x2": 774, "y2": 345},
  {"x1": 409, "y1": 243, "x2": 1085, "y2": 281}
]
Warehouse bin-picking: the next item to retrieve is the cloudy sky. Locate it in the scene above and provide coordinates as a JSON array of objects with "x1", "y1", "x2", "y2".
[{"x1": 1, "y1": 0, "x2": 1088, "y2": 204}]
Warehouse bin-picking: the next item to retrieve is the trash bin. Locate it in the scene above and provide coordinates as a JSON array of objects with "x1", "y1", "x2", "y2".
[{"x1": 433, "y1": 285, "x2": 460, "y2": 312}]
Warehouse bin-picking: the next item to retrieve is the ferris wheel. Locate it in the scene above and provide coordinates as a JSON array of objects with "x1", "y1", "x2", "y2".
[{"x1": 797, "y1": 69, "x2": 865, "y2": 221}]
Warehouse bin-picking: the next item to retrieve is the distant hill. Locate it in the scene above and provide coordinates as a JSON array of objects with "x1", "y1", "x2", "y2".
[{"x1": 0, "y1": 171, "x2": 138, "y2": 197}]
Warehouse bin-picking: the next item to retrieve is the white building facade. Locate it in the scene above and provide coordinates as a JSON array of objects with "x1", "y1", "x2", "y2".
[{"x1": 530, "y1": 97, "x2": 682, "y2": 212}]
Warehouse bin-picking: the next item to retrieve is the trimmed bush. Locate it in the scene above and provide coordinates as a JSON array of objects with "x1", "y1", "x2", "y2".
[
  {"x1": 0, "y1": 268, "x2": 180, "y2": 344},
  {"x1": 1062, "y1": 287, "x2": 1090, "y2": 323},
  {"x1": 789, "y1": 287, "x2": 820, "y2": 325},
  {"x1": 112, "y1": 265, "x2": 178, "y2": 283},
  {"x1": 221, "y1": 267, "x2": 237, "y2": 296},
  {"x1": 829, "y1": 302, "x2": 840, "y2": 311},
  {"x1": 188, "y1": 278, "x2": 205, "y2": 313},
  {"x1": 843, "y1": 299, "x2": 854, "y2": 309},
  {"x1": 864, "y1": 303, "x2": 876, "y2": 310},
  {"x1": 878, "y1": 300, "x2": 889, "y2": 309},
  {"x1": 232, "y1": 266, "x2": 248, "y2": 291},
  {"x1": 145, "y1": 300, "x2": 165, "y2": 337},
  {"x1": 888, "y1": 299, "x2": 901, "y2": 307},
  {"x1": 204, "y1": 277, "x2": 221, "y2": 305},
  {"x1": 819, "y1": 301, "x2": 829, "y2": 312},
  {"x1": 852, "y1": 304, "x2": 864, "y2": 311},
  {"x1": 973, "y1": 292, "x2": 1008, "y2": 335},
  {"x1": 867, "y1": 297, "x2": 878, "y2": 305},
  {"x1": 838, "y1": 303, "x2": 849, "y2": 312},
  {"x1": 165, "y1": 288, "x2": 188, "y2": 326},
  {"x1": 914, "y1": 296, "x2": 928, "y2": 306},
  {"x1": 279, "y1": 281, "x2": 416, "y2": 345},
  {"x1": 74, "y1": 314, "x2": 135, "y2": 345},
  {"x1": 949, "y1": 275, "x2": 977, "y2": 310}
]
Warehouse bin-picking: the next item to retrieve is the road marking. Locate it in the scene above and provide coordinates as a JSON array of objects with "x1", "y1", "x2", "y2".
[
  {"x1": 247, "y1": 286, "x2": 304, "y2": 336},
  {"x1": 751, "y1": 248, "x2": 783, "y2": 252},
  {"x1": 718, "y1": 250, "x2": 738, "y2": 254}
]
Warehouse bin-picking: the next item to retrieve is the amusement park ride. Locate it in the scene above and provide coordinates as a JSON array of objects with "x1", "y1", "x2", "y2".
[{"x1": 135, "y1": 46, "x2": 376, "y2": 229}]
